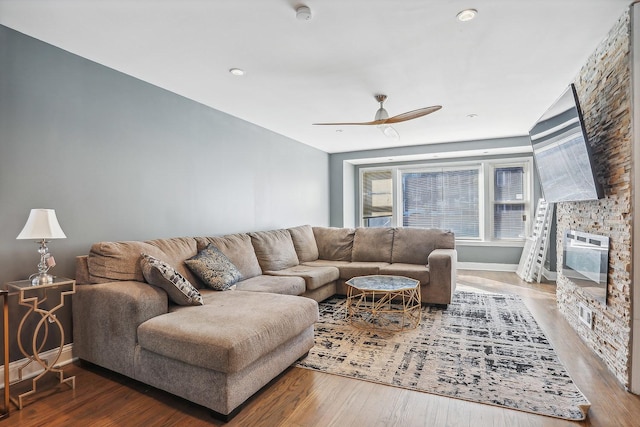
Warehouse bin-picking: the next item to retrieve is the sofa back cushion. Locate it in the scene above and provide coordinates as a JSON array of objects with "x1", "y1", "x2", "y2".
[
  {"x1": 87, "y1": 241, "x2": 168, "y2": 284},
  {"x1": 391, "y1": 228, "x2": 455, "y2": 265},
  {"x1": 195, "y1": 233, "x2": 262, "y2": 280},
  {"x1": 87, "y1": 237, "x2": 203, "y2": 287},
  {"x1": 352, "y1": 227, "x2": 394, "y2": 262},
  {"x1": 146, "y1": 237, "x2": 202, "y2": 287},
  {"x1": 249, "y1": 229, "x2": 299, "y2": 272},
  {"x1": 313, "y1": 227, "x2": 355, "y2": 261},
  {"x1": 288, "y1": 225, "x2": 319, "y2": 263}
]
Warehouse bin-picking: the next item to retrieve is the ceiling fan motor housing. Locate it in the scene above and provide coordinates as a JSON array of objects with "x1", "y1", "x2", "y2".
[
  {"x1": 374, "y1": 95, "x2": 389, "y2": 121},
  {"x1": 375, "y1": 94, "x2": 387, "y2": 103},
  {"x1": 296, "y1": 6, "x2": 312, "y2": 20}
]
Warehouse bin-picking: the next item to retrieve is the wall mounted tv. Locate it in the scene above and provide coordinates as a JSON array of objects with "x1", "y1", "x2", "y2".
[{"x1": 528, "y1": 84, "x2": 603, "y2": 203}]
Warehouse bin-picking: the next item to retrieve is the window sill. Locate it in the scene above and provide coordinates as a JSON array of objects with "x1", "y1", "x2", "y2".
[{"x1": 456, "y1": 240, "x2": 525, "y2": 248}]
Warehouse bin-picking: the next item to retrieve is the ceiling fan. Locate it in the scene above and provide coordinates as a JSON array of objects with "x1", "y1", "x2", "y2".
[{"x1": 313, "y1": 94, "x2": 442, "y2": 139}]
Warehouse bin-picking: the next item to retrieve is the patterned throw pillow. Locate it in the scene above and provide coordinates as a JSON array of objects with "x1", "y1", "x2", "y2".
[
  {"x1": 185, "y1": 244, "x2": 242, "y2": 291},
  {"x1": 140, "y1": 253, "x2": 204, "y2": 306}
]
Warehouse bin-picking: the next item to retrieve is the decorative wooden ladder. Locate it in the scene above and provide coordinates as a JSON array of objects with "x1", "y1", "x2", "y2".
[{"x1": 516, "y1": 199, "x2": 554, "y2": 283}]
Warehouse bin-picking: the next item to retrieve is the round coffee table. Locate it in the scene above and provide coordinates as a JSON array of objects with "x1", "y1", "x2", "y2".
[{"x1": 345, "y1": 275, "x2": 421, "y2": 330}]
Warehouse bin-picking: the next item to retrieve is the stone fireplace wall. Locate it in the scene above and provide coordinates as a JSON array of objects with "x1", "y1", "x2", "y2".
[{"x1": 556, "y1": 11, "x2": 632, "y2": 387}]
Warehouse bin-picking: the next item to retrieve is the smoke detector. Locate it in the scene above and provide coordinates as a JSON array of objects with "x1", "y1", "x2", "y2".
[{"x1": 296, "y1": 5, "x2": 312, "y2": 21}]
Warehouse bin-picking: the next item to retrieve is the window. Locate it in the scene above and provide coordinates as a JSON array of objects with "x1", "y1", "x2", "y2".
[
  {"x1": 402, "y1": 167, "x2": 480, "y2": 239},
  {"x1": 492, "y1": 165, "x2": 526, "y2": 239},
  {"x1": 359, "y1": 158, "x2": 532, "y2": 243},
  {"x1": 361, "y1": 169, "x2": 393, "y2": 227}
]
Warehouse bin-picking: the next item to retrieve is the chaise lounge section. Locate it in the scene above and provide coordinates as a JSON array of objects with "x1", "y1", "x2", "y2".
[{"x1": 72, "y1": 225, "x2": 456, "y2": 419}]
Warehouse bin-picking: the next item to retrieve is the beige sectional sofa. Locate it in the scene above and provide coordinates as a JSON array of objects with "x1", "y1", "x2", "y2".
[{"x1": 72, "y1": 225, "x2": 456, "y2": 420}]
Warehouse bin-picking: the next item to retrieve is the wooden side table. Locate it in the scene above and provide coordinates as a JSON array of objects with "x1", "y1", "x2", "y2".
[
  {"x1": 0, "y1": 289, "x2": 8, "y2": 419},
  {"x1": 6, "y1": 277, "x2": 76, "y2": 409}
]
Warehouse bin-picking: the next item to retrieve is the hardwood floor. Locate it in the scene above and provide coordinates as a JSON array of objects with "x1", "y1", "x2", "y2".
[{"x1": 4, "y1": 271, "x2": 640, "y2": 426}]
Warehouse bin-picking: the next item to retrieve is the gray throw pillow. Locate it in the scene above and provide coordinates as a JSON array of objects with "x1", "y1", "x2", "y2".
[
  {"x1": 185, "y1": 244, "x2": 242, "y2": 291},
  {"x1": 140, "y1": 253, "x2": 204, "y2": 306}
]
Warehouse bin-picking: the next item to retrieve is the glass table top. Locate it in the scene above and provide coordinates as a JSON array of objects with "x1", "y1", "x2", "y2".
[
  {"x1": 6, "y1": 277, "x2": 74, "y2": 291},
  {"x1": 346, "y1": 275, "x2": 419, "y2": 292}
]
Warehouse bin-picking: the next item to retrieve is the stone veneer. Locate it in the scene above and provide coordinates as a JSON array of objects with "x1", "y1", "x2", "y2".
[{"x1": 555, "y1": 11, "x2": 632, "y2": 387}]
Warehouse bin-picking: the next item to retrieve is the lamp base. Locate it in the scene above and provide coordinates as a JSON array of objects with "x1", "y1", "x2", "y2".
[{"x1": 30, "y1": 273, "x2": 54, "y2": 286}]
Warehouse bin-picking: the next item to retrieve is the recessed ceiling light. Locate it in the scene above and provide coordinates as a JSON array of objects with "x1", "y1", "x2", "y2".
[
  {"x1": 335, "y1": 129, "x2": 343, "y2": 133},
  {"x1": 457, "y1": 9, "x2": 478, "y2": 22},
  {"x1": 229, "y1": 68, "x2": 245, "y2": 76},
  {"x1": 467, "y1": 113, "x2": 478, "y2": 118}
]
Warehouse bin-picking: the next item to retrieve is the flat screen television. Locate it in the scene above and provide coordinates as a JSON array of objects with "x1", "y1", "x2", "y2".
[{"x1": 528, "y1": 84, "x2": 603, "y2": 203}]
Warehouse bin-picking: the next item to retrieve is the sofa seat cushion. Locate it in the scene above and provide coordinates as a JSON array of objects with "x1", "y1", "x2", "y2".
[
  {"x1": 265, "y1": 265, "x2": 339, "y2": 291},
  {"x1": 378, "y1": 263, "x2": 430, "y2": 285},
  {"x1": 312, "y1": 227, "x2": 355, "y2": 261},
  {"x1": 352, "y1": 227, "x2": 394, "y2": 262},
  {"x1": 235, "y1": 275, "x2": 305, "y2": 295},
  {"x1": 195, "y1": 234, "x2": 262, "y2": 280},
  {"x1": 336, "y1": 262, "x2": 390, "y2": 280},
  {"x1": 249, "y1": 229, "x2": 300, "y2": 271},
  {"x1": 138, "y1": 291, "x2": 318, "y2": 374},
  {"x1": 302, "y1": 260, "x2": 351, "y2": 268}
]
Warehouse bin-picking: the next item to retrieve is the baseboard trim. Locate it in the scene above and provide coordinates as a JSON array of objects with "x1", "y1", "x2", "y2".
[
  {"x1": 542, "y1": 268, "x2": 557, "y2": 281},
  {"x1": 458, "y1": 262, "x2": 518, "y2": 272},
  {"x1": 0, "y1": 344, "x2": 76, "y2": 389}
]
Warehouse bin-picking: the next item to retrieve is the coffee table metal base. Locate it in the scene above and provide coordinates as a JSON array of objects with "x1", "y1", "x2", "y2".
[{"x1": 346, "y1": 276, "x2": 421, "y2": 331}]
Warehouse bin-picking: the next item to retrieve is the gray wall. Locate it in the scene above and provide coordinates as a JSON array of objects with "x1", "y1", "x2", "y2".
[
  {"x1": 328, "y1": 136, "x2": 543, "y2": 265},
  {"x1": 0, "y1": 26, "x2": 329, "y2": 362}
]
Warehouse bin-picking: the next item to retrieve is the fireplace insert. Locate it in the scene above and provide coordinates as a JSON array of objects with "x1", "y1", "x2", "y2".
[{"x1": 562, "y1": 230, "x2": 609, "y2": 306}]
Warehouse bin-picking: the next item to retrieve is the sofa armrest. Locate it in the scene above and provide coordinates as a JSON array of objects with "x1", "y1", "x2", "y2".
[
  {"x1": 72, "y1": 281, "x2": 168, "y2": 378},
  {"x1": 428, "y1": 249, "x2": 458, "y2": 303},
  {"x1": 75, "y1": 255, "x2": 90, "y2": 284}
]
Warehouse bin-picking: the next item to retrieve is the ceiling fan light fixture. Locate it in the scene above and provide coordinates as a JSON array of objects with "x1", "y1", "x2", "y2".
[
  {"x1": 379, "y1": 124, "x2": 399, "y2": 140},
  {"x1": 374, "y1": 106, "x2": 389, "y2": 121},
  {"x1": 457, "y1": 9, "x2": 478, "y2": 22}
]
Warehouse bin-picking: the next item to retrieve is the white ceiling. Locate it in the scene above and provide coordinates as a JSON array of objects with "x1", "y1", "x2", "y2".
[{"x1": 0, "y1": 0, "x2": 631, "y2": 153}]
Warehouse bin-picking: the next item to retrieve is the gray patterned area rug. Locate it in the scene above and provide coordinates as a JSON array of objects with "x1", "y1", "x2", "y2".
[{"x1": 296, "y1": 291, "x2": 590, "y2": 421}]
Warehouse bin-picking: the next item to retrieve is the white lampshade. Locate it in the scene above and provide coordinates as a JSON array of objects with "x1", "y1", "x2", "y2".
[{"x1": 16, "y1": 209, "x2": 67, "y2": 240}]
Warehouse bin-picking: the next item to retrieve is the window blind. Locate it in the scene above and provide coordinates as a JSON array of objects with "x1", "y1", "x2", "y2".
[
  {"x1": 493, "y1": 166, "x2": 525, "y2": 239},
  {"x1": 402, "y1": 168, "x2": 480, "y2": 238}
]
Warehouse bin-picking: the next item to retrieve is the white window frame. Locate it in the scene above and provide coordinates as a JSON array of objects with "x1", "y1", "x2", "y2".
[
  {"x1": 358, "y1": 157, "x2": 534, "y2": 245},
  {"x1": 359, "y1": 166, "x2": 397, "y2": 227},
  {"x1": 487, "y1": 159, "x2": 534, "y2": 241}
]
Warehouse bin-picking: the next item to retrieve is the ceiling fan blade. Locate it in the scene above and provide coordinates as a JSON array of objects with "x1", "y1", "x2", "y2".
[
  {"x1": 313, "y1": 119, "x2": 388, "y2": 126},
  {"x1": 384, "y1": 105, "x2": 442, "y2": 124}
]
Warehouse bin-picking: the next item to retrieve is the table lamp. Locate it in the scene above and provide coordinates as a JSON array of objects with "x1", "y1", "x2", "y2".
[{"x1": 16, "y1": 208, "x2": 67, "y2": 286}]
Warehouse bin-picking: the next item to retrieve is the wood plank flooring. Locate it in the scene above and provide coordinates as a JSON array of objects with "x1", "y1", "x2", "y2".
[{"x1": 4, "y1": 271, "x2": 640, "y2": 426}]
